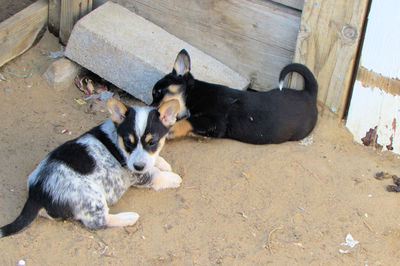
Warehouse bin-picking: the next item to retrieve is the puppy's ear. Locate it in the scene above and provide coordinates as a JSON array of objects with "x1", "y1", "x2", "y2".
[
  {"x1": 173, "y1": 49, "x2": 191, "y2": 76},
  {"x1": 158, "y1": 99, "x2": 180, "y2": 127},
  {"x1": 106, "y1": 98, "x2": 127, "y2": 124}
]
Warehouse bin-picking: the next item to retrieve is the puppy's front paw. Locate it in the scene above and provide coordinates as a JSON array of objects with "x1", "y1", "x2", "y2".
[
  {"x1": 151, "y1": 171, "x2": 182, "y2": 191},
  {"x1": 105, "y1": 212, "x2": 139, "y2": 227},
  {"x1": 155, "y1": 156, "x2": 172, "y2": 172}
]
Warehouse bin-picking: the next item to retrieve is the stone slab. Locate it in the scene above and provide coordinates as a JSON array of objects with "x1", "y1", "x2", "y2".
[
  {"x1": 42, "y1": 58, "x2": 80, "y2": 91},
  {"x1": 65, "y1": 1, "x2": 249, "y2": 104}
]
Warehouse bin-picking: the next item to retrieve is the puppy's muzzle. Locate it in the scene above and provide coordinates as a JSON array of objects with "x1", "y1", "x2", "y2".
[{"x1": 133, "y1": 163, "x2": 145, "y2": 172}]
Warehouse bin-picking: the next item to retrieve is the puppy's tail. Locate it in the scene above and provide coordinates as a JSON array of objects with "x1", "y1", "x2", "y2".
[
  {"x1": 278, "y1": 63, "x2": 318, "y2": 97},
  {"x1": 0, "y1": 197, "x2": 42, "y2": 238}
]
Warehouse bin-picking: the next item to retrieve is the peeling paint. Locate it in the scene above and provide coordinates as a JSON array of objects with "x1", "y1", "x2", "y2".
[
  {"x1": 346, "y1": 0, "x2": 400, "y2": 155},
  {"x1": 361, "y1": 126, "x2": 377, "y2": 146},
  {"x1": 346, "y1": 82, "x2": 400, "y2": 155},
  {"x1": 361, "y1": 126, "x2": 383, "y2": 150}
]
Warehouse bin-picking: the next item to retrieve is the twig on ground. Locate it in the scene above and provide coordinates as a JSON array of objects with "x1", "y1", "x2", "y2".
[{"x1": 265, "y1": 226, "x2": 283, "y2": 254}]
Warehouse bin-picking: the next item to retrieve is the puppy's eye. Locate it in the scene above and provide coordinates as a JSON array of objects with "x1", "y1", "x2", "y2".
[
  {"x1": 153, "y1": 88, "x2": 161, "y2": 94},
  {"x1": 148, "y1": 139, "x2": 158, "y2": 147}
]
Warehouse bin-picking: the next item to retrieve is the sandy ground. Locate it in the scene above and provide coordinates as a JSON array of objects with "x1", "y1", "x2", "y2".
[{"x1": 0, "y1": 31, "x2": 399, "y2": 265}]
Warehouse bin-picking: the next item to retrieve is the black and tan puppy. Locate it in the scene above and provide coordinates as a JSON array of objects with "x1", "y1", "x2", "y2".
[{"x1": 151, "y1": 49, "x2": 318, "y2": 144}]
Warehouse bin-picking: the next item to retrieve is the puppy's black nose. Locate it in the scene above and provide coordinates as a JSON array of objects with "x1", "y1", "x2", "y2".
[{"x1": 134, "y1": 163, "x2": 145, "y2": 171}]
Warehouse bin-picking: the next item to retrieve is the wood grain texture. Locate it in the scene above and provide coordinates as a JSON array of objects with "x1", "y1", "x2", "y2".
[
  {"x1": 356, "y1": 66, "x2": 400, "y2": 96},
  {"x1": 60, "y1": 0, "x2": 92, "y2": 45},
  {"x1": 292, "y1": 0, "x2": 369, "y2": 119},
  {"x1": 114, "y1": 0, "x2": 301, "y2": 90},
  {"x1": 48, "y1": 0, "x2": 61, "y2": 36},
  {"x1": 271, "y1": 0, "x2": 304, "y2": 10},
  {"x1": 0, "y1": 0, "x2": 48, "y2": 67},
  {"x1": 358, "y1": 0, "x2": 400, "y2": 79}
]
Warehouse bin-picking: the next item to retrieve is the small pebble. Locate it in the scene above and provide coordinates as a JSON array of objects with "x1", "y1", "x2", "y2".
[{"x1": 17, "y1": 260, "x2": 25, "y2": 266}]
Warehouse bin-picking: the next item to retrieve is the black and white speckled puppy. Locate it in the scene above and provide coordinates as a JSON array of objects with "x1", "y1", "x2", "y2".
[{"x1": 0, "y1": 98, "x2": 182, "y2": 238}]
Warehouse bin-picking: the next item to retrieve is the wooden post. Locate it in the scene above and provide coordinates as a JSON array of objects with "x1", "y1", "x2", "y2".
[
  {"x1": 48, "y1": 0, "x2": 61, "y2": 36},
  {"x1": 0, "y1": 0, "x2": 48, "y2": 67},
  {"x1": 291, "y1": 0, "x2": 369, "y2": 120},
  {"x1": 59, "y1": 0, "x2": 92, "y2": 45}
]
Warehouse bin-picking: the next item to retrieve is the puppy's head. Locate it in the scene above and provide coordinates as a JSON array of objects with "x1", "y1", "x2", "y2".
[
  {"x1": 106, "y1": 98, "x2": 179, "y2": 174},
  {"x1": 151, "y1": 49, "x2": 193, "y2": 119}
]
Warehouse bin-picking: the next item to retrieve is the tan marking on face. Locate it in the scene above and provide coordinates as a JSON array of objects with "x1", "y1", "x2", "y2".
[
  {"x1": 118, "y1": 136, "x2": 129, "y2": 156},
  {"x1": 167, "y1": 119, "x2": 193, "y2": 139},
  {"x1": 129, "y1": 134, "x2": 135, "y2": 144},
  {"x1": 158, "y1": 136, "x2": 166, "y2": 150},
  {"x1": 145, "y1": 134, "x2": 152, "y2": 143},
  {"x1": 168, "y1": 84, "x2": 181, "y2": 94}
]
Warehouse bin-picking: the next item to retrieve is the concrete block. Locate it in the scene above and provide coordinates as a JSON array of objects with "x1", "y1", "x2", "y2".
[
  {"x1": 42, "y1": 58, "x2": 80, "y2": 91},
  {"x1": 65, "y1": 2, "x2": 248, "y2": 105}
]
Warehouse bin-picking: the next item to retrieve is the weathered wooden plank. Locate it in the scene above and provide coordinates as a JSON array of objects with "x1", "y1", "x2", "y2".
[
  {"x1": 358, "y1": 0, "x2": 400, "y2": 79},
  {"x1": 270, "y1": 0, "x2": 304, "y2": 10},
  {"x1": 60, "y1": 0, "x2": 93, "y2": 45},
  {"x1": 291, "y1": 0, "x2": 369, "y2": 119},
  {"x1": 346, "y1": 0, "x2": 400, "y2": 155},
  {"x1": 356, "y1": 67, "x2": 400, "y2": 96},
  {"x1": 48, "y1": 0, "x2": 61, "y2": 36},
  {"x1": 0, "y1": 0, "x2": 48, "y2": 67},
  {"x1": 114, "y1": 0, "x2": 301, "y2": 90}
]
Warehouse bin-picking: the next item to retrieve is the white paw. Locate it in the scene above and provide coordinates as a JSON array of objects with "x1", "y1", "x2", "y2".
[
  {"x1": 118, "y1": 212, "x2": 140, "y2": 226},
  {"x1": 155, "y1": 156, "x2": 172, "y2": 172},
  {"x1": 151, "y1": 171, "x2": 182, "y2": 191},
  {"x1": 106, "y1": 212, "x2": 139, "y2": 227},
  {"x1": 38, "y1": 208, "x2": 55, "y2": 220}
]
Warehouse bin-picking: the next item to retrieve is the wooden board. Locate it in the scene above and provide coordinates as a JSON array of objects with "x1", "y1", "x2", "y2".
[
  {"x1": 0, "y1": 0, "x2": 48, "y2": 67},
  {"x1": 346, "y1": 0, "x2": 400, "y2": 155},
  {"x1": 271, "y1": 0, "x2": 304, "y2": 10},
  {"x1": 291, "y1": 0, "x2": 369, "y2": 119},
  {"x1": 48, "y1": 0, "x2": 61, "y2": 36},
  {"x1": 114, "y1": 0, "x2": 301, "y2": 90},
  {"x1": 60, "y1": 0, "x2": 92, "y2": 45}
]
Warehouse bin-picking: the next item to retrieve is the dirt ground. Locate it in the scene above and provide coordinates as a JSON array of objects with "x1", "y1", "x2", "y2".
[{"x1": 0, "y1": 30, "x2": 400, "y2": 265}]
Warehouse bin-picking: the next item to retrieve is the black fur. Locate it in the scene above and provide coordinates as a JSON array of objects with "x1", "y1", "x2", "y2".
[
  {"x1": 88, "y1": 126, "x2": 126, "y2": 167},
  {"x1": 29, "y1": 175, "x2": 74, "y2": 220},
  {"x1": 152, "y1": 50, "x2": 318, "y2": 144},
  {"x1": 49, "y1": 141, "x2": 95, "y2": 175},
  {"x1": 143, "y1": 110, "x2": 169, "y2": 153},
  {"x1": 0, "y1": 198, "x2": 42, "y2": 237},
  {"x1": 116, "y1": 108, "x2": 138, "y2": 154}
]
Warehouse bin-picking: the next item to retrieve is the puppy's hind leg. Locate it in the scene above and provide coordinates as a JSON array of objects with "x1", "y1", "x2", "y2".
[
  {"x1": 38, "y1": 209, "x2": 55, "y2": 221},
  {"x1": 77, "y1": 201, "x2": 139, "y2": 228},
  {"x1": 167, "y1": 118, "x2": 193, "y2": 140},
  {"x1": 74, "y1": 192, "x2": 139, "y2": 229}
]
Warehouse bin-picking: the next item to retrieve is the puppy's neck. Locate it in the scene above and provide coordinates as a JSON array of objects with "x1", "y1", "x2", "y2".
[{"x1": 100, "y1": 118, "x2": 119, "y2": 146}]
